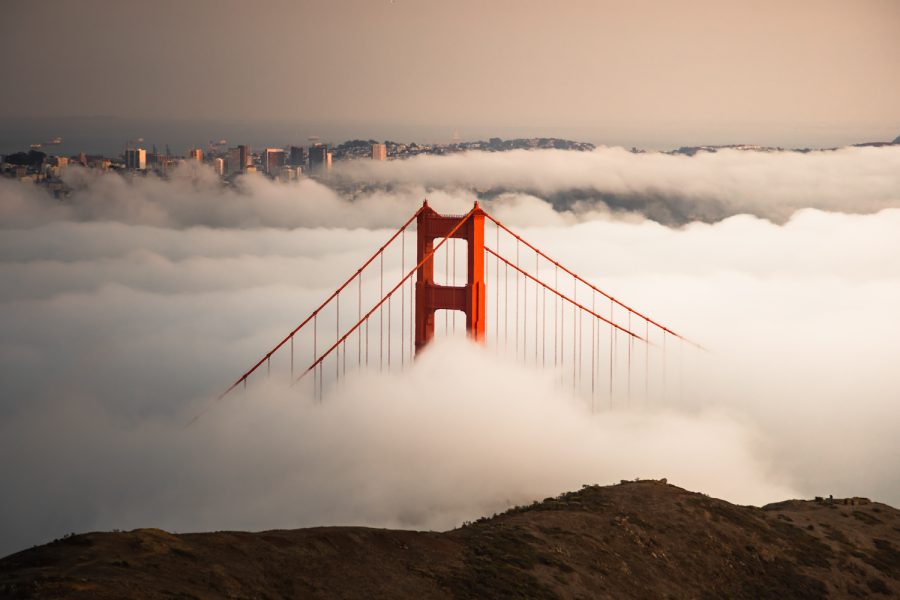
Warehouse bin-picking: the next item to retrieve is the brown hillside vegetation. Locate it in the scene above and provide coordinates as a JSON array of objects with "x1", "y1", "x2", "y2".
[{"x1": 2, "y1": 480, "x2": 898, "y2": 599}]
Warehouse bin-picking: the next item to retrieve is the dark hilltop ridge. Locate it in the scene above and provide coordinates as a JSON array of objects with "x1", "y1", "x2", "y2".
[{"x1": 1, "y1": 481, "x2": 898, "y2": 599}]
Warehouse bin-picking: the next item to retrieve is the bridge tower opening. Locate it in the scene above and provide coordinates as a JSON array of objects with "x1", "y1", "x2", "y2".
[{"x1": 415, "y1": 201, "x2": 486, "y2": 352}]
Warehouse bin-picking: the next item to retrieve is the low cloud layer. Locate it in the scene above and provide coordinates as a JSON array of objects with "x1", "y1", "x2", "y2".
[
  {"x1": 336, "y1": 145, "x2": 900, "y2": 224},
  {"x1": 3, "y1": 146, "x2": 899, "y2": 231},
  {"x1": 1, "y1": 148, "x2": 898, "y2": 557}
]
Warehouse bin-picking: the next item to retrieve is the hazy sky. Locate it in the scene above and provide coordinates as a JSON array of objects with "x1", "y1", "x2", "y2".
[{"x1": 2, "y1": 0, "x2": 898, "y2": 147}]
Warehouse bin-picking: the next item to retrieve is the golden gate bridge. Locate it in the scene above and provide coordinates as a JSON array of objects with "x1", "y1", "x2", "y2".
[{"x1": 216, "y1": 201, "x2": 705, "y2": 409}]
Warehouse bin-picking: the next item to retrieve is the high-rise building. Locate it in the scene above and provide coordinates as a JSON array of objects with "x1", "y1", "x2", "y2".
[
  {"x1": 263, "y1": 148, "x2": 286, "y2": 175},
  {"x1": 125, "y1": 148, "x2": 146, "y2": 170},
  {"x1": 225, "y1": 145, "x2": 251, "y2": 175},
  {"x1": 371, "y1": 143, "x2": 387, "y2": 161},
  {"x1": 225, "y1": 148, "x2": 240, "y2": 175},
  {"x1": 213, "y1": 157, "x2": 224, "y2": 176},
  {"x1": 308, "y1": 143, "x2": 328, "y2": 172},
  {"x1": 289, "y1": 145, "x2": 307, "y2": 168},
  {"x1": 189, "y1": 148, "x2": 203, "y2": 161},
  {"x1": 326, "y1": 151, "x2": 332, "y2": 170}
]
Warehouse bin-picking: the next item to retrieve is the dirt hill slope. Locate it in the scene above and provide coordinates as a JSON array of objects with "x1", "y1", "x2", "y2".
[{"x1": 1, "y1": 480, "x2": 898, "y2": 599}]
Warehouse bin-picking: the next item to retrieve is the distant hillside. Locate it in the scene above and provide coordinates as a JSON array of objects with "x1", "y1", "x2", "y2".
[{"x1": 1, "y1": 481, "x2": 898, "y2": 599}]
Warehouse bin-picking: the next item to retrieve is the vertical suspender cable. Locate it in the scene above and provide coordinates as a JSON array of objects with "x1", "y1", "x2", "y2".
[
  {"x1": 662, "y1": 331, "x2": 667, "y2": 403},
  {"x1": 645, "y1": 318, "x2": 650, "y2": 403},
  {"x1": 495, "y1": 223, "x2": 500, "y2": 347},
  {"x1": 516, "y1": 240, "x2": 528, "y2": 360},
  {"x1": 535, "y1": 254, "x2": 539, "y2": 365},
  {"x1": 627, "y1": 311, "x2": 632, "y2": 406},
  {"x1": 596, "y1": 294, "x2": 600, "y2": 409},
  {"x1": 388, "y1": 295, "x2": 392, "y2": 371},
  {"x1": 554, "y1": 264, "x2": 559, "y2": 369},
  {"x1": 504, "y1": 256, "x2": 509, "y2": 352},
  {"x1": 591, "y1": 291, "x2": 596, "y2": 412},
  {"x1": 336, "y1": 294, "x2": 340, "y2": 380},
  {"x1": 358, "y1": 276, "x2": 362, "y2": 367},
  {"x1": 313, "y1": 314, "x2": 318, "y2": 399},
  {"x1": 514, "y1": 240, "x2": 519, "y2": 356},
  {"x1": 541, "y1": 284, "x2": 546, "y2": 368},
  {"x1": 559, "y1": 269, "x2": 564, "y2": 384},
  {"x1": 609, "y1": 299, "x2": 614, "y2": 409},
  {"x1": 401, "y1": 229, "x2": 405, "y2": 369},
  {"x1": 573, "y1": 276, "x2": 578, "y2": 390},
  {"x1": 380, "y1": 253, "x2": 384, "y2": 371}
]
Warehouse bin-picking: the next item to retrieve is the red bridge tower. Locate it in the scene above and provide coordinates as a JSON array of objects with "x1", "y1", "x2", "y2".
[{"x1": 415, "y1": 201, "x2": 486, "y2": 352}]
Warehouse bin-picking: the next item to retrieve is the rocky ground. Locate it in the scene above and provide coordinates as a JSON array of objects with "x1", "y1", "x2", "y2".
[{"x1": 1, "y1": 480, "x2": 898, "y2": 599}]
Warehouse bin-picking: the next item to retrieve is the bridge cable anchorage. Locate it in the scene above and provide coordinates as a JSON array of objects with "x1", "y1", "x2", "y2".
[
  {"x1": 294, "y1": 207, "x2": 477, "y2": 384},
  {"x1": 484, "y1": 213, "x2": 706, "y2": 352}
]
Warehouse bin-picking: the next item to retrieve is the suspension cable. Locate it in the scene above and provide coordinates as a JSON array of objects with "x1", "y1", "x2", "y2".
[
  {"x1": 296, "y1": 209, "x2": 477, "y2": 382},
  {"x1": 215, "y1": 206, "x2": 425, "y2": 401},
  {"x1": 485, "y1": 213, "x2": 704, "y2": 350},
  {"x1": 486, "y1": 247, "x2": 645, "y2": 341}
]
